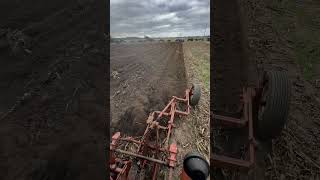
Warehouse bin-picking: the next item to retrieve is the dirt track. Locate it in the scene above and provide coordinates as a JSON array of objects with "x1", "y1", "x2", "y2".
[{"x1": 110, "y1": 42, "x2": 187, "y2": 136}]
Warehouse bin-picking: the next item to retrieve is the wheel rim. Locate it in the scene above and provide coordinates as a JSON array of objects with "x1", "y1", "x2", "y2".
[{"x1": 190, "y1": 84, "x2": 194, "y2": 99}]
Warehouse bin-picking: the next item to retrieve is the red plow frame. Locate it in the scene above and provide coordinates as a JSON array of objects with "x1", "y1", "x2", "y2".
[
  {"x1": 212, "y1": 87, "x2": 258, "y2": 170},
  {"x1": 212, "y1": 70, "x2": 290, "y2": 172},
  {"x1": 110, "y1": 87, "x2": 194, "y2": 180},
  {"x1": 110, "y1": 71, "x2": 290, "y2": 179}
]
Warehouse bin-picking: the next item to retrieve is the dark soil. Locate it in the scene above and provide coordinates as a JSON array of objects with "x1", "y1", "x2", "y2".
[
  {"x1": 0, "y1": 1, "x2": 107, "y2": 179},
  {"x1": 212, "y1": 0, "x2": 249, "y2": 113},
  {"x1": 242, "y1": 0, "x2": 320, "y2": 179},
  {"x1": 110, "y1": 42, "x2": 187, "y2": 137},
  {"x1": 212, "y1": 0, "x2": 320, "y2": 179},
  {"x1": 211, "y1": 0, "x2": 266, "y2": 179}
]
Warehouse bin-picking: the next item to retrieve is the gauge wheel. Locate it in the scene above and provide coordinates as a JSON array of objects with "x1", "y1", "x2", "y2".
[
  {"x1": 256, "y1": 71, "x2": 291, "y2": 140},
  {"x1": 190, "y1": 83, "x2": 201, "y2": 106}
]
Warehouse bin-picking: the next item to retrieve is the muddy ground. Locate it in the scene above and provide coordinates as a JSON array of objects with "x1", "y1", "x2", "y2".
[
  {"x1": 0, "y1": 1, "x2": 106, "y2": 179},
  {"x1": 213, "y1": 0, "x2": 320, "y2": 179}
]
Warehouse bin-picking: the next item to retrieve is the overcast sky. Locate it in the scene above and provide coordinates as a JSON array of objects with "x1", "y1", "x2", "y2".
[{"x1": 110, "y1": 0, "x2": 210, "y2": 38}]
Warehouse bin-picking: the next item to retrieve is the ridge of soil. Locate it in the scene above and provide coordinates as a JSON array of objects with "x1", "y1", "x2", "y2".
[{"x1": 176, "y1": 41, "x2": 210, "y2": 177}]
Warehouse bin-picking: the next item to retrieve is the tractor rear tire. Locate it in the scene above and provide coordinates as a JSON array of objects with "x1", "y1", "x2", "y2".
[{"x1": 256, "y1": 71, "x2": 291, "y2": 140}]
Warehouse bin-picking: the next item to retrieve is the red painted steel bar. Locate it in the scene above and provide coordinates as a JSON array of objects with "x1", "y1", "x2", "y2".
[
  {"x1": 212, "y1": 88, "x2": 257, "y2": 170},
  {"x1": 113, "y1": 149, "x2": 168, "y2": 165},
  {"x1": 213, "y1": 114, "x2": 247, "y2": 127},
  {"x1": 248, "y1": 88, "x2": 256, "y2": 165},
  {"x1": 212, "y1": 154, "x2": 251, "y2": 169},
  {"x1": 165, "y1": 102, "x2": 176, "y2": 147}
]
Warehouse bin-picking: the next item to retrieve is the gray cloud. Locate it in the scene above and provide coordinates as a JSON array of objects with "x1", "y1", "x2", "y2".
[{"x1": 110, "y1": 0, "x2": 210, "y2": 38}]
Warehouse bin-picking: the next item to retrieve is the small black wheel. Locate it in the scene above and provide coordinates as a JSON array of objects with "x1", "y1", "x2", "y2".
[
  {"x1": 190, "y1": 83, "x2": 201, "y2": 106},
  {"x1": 183, "y1": 152, "x2": 209, "y2": 180},
  {"x1": 256, "y1": 70, "x2": 291, "y2": 140}
]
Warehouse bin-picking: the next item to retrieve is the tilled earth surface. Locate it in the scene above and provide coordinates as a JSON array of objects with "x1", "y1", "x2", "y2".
[
  {"x1": 110, "y1": 42, "x2": 189, "y2": 178},
  {"x1": 242, "y1": 0, "x2": 320, "y2": 179},
  {"x1": 212, "y1": 0, "x2": 255, "y2": 179},
  {"x1": 110, "y1": 42, "x2": 187, "y2": 136},
  {"x1": 0, "y1": 1, "x2": 106, "y2": 179},
  {"x1": 213, "y1": 0, "x2": 320, "y2": 179}
]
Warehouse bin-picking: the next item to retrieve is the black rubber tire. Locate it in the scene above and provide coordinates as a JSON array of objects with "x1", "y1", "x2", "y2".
[
  {"x1": 256, "y1": 71, "x2": 291, "y2": 140},
  {"x1": 183, "y1": 152, "x2": 209, "y2": 180},
  {"x1": 190, "y1": 84, "x2": 201, "y2": 106}
]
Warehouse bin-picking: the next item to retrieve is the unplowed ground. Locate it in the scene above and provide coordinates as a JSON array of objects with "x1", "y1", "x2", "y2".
[{"x1": 177, "y1": 41, "x2": 210, "y2": 176}]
